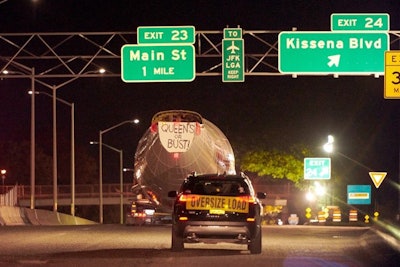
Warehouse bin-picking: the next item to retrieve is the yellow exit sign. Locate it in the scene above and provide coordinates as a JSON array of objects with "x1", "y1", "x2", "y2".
[{"x1": 384, "y1": 51, "x2": 400, "y2": 99}]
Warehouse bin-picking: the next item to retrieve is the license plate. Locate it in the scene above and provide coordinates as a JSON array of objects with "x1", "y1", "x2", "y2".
[{"x1": 209, "y1": 209, "x2": 225, "y2": 215}]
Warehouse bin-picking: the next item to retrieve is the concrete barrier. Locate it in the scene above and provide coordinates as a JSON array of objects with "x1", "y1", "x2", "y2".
[
  {"x1": 24, "y1": 208, "x2": 41, "y2": 225},
  {"x1": 0, "y1": 206, "x2": 26, "y2": 225},
  {"x1": 0, "y1": 206, "x2": 97, "y2": 226}
]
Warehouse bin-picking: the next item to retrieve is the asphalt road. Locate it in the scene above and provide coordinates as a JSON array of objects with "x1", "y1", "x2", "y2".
[{"x1": 0, "y1": 224, "x2": 398, "y2": 267}]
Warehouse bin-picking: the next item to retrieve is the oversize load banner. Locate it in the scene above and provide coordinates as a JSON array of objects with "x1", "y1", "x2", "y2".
[
  {"x1": 158, "y1": 122, "x2": 197, "y2": 153},
  {"x1": 185, "y1": 194, "x2": 249, "y2": 213}
]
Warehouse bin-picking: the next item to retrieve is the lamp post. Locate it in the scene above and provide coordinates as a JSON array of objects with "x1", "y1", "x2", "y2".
[
  {"x1": 30, "y1": 68, "x2": 35, "y2": 209},
  {"x1": 323, "y1": 135, "x2": 376, "y2": 210},
  {"x1": 2, "y1": 67, "x2": 105, "y2": 212},
  {"x1": 1, "y1": 169, "x2": 6, "y2": 194},
  {"x1": 91, "y1": 141, "x2": 124, "y2": 224},
  {"x1": 44, "y1": 69, "x2": 104, "y2": 212},
  {"x1": 2, "y1": 67, "x2": 36, "y2": 209},
  {"x1": 98, "y1": 118, "x2": 139, "y2": 223},
  {"x1": 29, "y1": 90, "x2": 76, "y2": 216}
]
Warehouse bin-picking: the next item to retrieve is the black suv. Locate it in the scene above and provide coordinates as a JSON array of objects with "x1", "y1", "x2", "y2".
[{"x1": 168, "y1": 172, "x2": 266, "y2": 254}]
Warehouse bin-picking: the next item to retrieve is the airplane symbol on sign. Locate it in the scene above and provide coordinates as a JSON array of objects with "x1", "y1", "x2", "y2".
[{"x1": 227, "y1": 41, "x2": 240, "y2": 54}]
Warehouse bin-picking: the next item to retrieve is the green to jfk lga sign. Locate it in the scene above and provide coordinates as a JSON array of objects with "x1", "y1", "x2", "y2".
[
  {"x1": 121, "y1": 44, "x2": 195, "y2": 82},
  {"x1": 279, "y1": 31, "x2": 389, "y2": 75},
  {"x1": 222, "y1": 28, "x2": 244, "y2": 82}
]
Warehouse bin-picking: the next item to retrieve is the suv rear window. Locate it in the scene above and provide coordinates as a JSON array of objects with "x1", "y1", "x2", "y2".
[{"x1": 182, "y1": 179, "x2": 250, "y2": 196}]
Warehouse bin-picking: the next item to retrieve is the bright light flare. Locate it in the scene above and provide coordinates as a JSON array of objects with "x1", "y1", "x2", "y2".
[
  {"x1": 306, "y1": 192, "x2": 315, "y2": 201},
  {"x1": 314, "y1": 181, "x2": 326, "y2": 196},
  {"x1": 323, "y1": 135, "x2": 334, "y2": 153},
  {"x1": 323, "y1": 143, "x2": 333, "y2": 153}
]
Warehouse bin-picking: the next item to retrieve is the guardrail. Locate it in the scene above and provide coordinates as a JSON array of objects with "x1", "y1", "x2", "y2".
[
  {"x1": 7, "y1": 183, "x2": 134, "y2": 199},
  {"x1": 1, "y1": 183, "x2": 294, "y2": 207}
]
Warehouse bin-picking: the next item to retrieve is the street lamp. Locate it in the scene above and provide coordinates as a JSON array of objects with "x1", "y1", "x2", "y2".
[
  {"x1": 29, "y1": 90, "x2": 76, "y2": 216},
  {"x1": 323, "y1": 135, "x2": 373, "y2": 171},
  {"x1": 91, "y1": 141, "x2": 125, "y2": 224},
  {"x1": 1, "y1": 66, "x2": 36, "y2": 209},
  {"x1": 2, "y1": 66, "x2": 105, "y2": 212},
  {"x1": 1, "y1": 169, "x2": 6, "y2": 193},
  {"x1": 323, "y1": 135, "x2": 334, "y2": 153},
  {"x1": 98, "y1": 118, "x2": 139, "y2": 223},
  {"x1": 323, "y1": 134, "x2": 376, "y2": 210},
  {"x1": 41, "y1": 68, "x2": 105, "y2": 212}
]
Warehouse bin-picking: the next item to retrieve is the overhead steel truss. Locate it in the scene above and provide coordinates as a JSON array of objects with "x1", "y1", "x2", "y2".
[{"x1": 1, "y1": 30, "x2": 400, "y2": 88}]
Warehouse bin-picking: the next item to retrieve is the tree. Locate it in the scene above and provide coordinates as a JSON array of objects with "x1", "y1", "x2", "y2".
[
  {"x1": 0, "y1": 140, "x2": 97, "y2": 186},
  {"x1": 0, "y1": 140, "x2": 52, "y2": 185},
  {"x1": 240, "y1": 145, "x2": 312, "y2": 189}
]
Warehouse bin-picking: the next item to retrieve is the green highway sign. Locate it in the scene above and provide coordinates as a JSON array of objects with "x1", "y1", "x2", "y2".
[
  {"x1": 223, "y1": 28, "x2": 242, "y2": 39},
  {"x1": 121, "y1": 44, "x2": 195, "y2": 82},
  {"x1": 331, "y1": 13, "x2": 390, "y2": 31},
  {"x1": 223, "y1": 28, "x2": 244, "y2": 82},
  {"x1": 304, "y1": 158, "x2": 331, "y2": 180},
  {"x1": 222, "y1": 39, "x2": 244, "y2": 82},
  {"x1": 137, "y1": 26, "x2": 195, "y2": 44},
  {"x1": 279, "y1": 31, "x2": 389, "y2": 74}
]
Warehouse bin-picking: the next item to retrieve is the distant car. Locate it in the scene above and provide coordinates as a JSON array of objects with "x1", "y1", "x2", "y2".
[
  {"x1": 125, "y1": 199, "x2": 156, "y2": 226},
  {"x1": 168, "y1": 172, "x2": 266, "y2": 254}
]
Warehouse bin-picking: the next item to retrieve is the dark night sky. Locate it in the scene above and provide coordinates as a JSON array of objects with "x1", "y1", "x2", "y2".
[{"x1": 1, "y1": 1, "x2": 400, "y2": 193}]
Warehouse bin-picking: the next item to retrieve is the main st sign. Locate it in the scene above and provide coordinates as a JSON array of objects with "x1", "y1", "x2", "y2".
[
  {"x1": 121, "y1": 44, "x2": 195, "y2": 82},
  {"x1": 279, "y1": 32, "x2": 389, "y2": 74}
]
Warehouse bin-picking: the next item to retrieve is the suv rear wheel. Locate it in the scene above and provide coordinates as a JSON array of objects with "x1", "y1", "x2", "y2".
[
  {"x1": 171, "y1": 225, "x2": 184, "y2": 252},
  {"x1": 248, "y1": 229, "x2": 262, "y2": 254}
]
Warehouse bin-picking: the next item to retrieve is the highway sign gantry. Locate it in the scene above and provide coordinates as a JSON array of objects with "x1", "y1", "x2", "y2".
[
  {"x1": 279, "y1": 31, "x2": 389, "y2": 75},
  {"x1": 121, "y1": 44, "x2": 195, "y2": 82},
  {"x1": 304, "y1": 158, "x2": 331, "y2": 180}
]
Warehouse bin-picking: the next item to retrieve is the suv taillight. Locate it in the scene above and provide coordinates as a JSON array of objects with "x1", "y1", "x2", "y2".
[
  {"x1": 178, "y1": 194, "x2": 188, "y2": 202},
  {"x1": 246, "y1": 196, "x2": 256, "y2": 203}
]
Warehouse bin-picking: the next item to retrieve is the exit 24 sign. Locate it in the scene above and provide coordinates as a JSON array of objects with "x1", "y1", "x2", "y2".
[
  {"x1": 331, "y1": 13, "x2": 390, "y2": 31},
  {"x1": 304, "y1": 158, "x2": 331, "y2": 180}
]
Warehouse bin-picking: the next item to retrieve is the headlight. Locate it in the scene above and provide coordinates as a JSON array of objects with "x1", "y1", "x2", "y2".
[{"x1": 144, "y1": 209, "x2": 155, "y2": 216}]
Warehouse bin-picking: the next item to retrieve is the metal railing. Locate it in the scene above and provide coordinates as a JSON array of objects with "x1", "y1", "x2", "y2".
[
  {"x1": 3, "y1": 182, "x2": 294, "y2": 199},
  {"x1": 8, "y1": 183, "x2": 134, "y2": 200}
]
